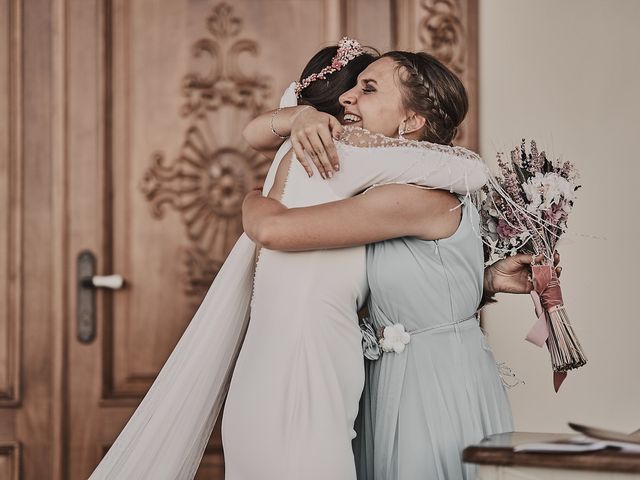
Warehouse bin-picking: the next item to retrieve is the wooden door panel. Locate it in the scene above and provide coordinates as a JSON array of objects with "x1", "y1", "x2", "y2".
[
  {"x1": 1, "y1": 1, "x2": 43, "y2": 479},
  {"x1": 0, "y1": 0, "x2": 21, "y2": 409},
  {"x1": 345, "y1": 0, "x2": 393, "y2": 53},
  {"x1": 66, "y1": 0, "x2": 109, "y2": 476}
]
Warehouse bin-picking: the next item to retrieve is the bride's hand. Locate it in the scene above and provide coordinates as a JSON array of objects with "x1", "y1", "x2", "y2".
[
  {"x1": 485, "y1": 251, "x2": 562, "y2": 296},
  {"x1": 291, "y1": 107, "x2": 343, "y2": 179}
]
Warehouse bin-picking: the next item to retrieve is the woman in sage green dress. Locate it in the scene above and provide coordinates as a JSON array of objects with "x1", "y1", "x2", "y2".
[
  {"x1": 353, "y1": 201, "x2": 512, "y2": 479},
  {"x1": 243, "y1": 51, "x2": 517, "y2": 479}
]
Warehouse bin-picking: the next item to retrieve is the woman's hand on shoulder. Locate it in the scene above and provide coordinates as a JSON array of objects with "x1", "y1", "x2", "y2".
[{"x1": 291, "y1": 107, "x2": 343, "y2": 179}]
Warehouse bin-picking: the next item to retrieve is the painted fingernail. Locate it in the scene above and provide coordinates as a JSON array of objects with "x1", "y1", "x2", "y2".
[{"x1": 327, "y1": 171, "x2": 333, "y2": 178}]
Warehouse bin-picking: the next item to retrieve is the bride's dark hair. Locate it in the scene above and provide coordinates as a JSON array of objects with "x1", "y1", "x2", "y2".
[
  {"x1": 382, "y1": 51, "x2": 468, "y2": 145},
  {"x1": 298, "y1": 45, "x2": 379, "y2": 117}
]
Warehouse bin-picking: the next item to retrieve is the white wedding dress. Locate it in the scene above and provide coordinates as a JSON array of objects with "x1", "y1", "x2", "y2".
[
  {"x1": 88, "y1": 84, "x2": 488, "y2": 480},
  {"x1": 222, "y1": 127, "x2": 488, "y2": 480}
]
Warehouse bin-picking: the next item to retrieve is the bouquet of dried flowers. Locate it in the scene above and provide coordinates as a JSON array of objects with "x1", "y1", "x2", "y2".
[{"x1": 480, "y1": 139, "x2": 587, "y2": 391}]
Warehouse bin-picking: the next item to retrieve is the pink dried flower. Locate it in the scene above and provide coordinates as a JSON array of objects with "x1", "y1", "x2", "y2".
[
  {"x1": 294, "y1": 37, "x2": 366, "y2": 97},
  {"x1": 544, "y1": 203, "x2": 566, "y2": 225},
  {"x1": 496, "y1": 218, "x2": 522, "y2": 240}
]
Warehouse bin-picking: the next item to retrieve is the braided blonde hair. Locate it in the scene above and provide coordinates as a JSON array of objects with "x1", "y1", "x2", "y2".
[{"x1": 382, "y1": 51, "x2": 468, "y2": 145}]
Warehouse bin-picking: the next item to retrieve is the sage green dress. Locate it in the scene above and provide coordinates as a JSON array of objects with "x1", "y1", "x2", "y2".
[{"x1": 354, "y1": 199, "x2": 513, "y2": 480}]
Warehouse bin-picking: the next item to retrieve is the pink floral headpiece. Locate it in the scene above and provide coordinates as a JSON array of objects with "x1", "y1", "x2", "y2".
[{"x1": 294, "y1": 37, "x2": 366, "y2": 98}]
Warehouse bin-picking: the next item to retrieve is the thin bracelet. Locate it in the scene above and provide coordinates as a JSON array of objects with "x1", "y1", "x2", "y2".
[
  {"x1": 270, "y1": 107, "x2": 288, "y2": 139},
  {"x1": 290, "y1": 105, "x2": 313, "y2": 124}
]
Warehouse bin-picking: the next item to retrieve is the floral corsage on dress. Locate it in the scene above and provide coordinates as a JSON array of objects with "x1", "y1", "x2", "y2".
[{"x1": 360, "y1": 320, "x2": 411, "y2": 361}]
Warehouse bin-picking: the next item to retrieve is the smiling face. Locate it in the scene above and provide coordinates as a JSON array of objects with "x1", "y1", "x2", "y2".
[
  {"x1": 298, "y1": 46, "x2": 377, "y2": 118},
  {"x1": 338, "y1": 57, "x2": 408, "y2": 137}
]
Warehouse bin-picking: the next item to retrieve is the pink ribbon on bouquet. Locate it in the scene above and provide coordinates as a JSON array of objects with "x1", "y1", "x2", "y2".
[{"x1": 526, "y1": 264, "x2": 567, "y2": 392}]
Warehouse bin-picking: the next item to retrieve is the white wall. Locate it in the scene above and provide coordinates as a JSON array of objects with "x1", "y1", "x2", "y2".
[{"x1": 480, "y1": 0, "x2": 640, "y2": 433}]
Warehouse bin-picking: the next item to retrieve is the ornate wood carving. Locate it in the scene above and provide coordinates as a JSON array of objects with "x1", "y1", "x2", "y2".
[
  {"x1": 393, "y1": 0, "x2": 477, "y2": 150},
  {"x1": 419, "y1": 0, "x2": 465, "y2": 76},
  {"x1": 417, "y1": 0, "x2": 477, "y2": 149},
  {"x1": 140, "y1": 2, "x2": 272, "y2": 301},
  {"x1": 0, "y1": 0, "x2": 22, "y2": 406},
  {"x1": 181, "y1": 3, "x2": 271, "y2": 117}
]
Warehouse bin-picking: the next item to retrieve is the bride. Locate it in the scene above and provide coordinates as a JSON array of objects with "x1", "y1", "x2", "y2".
[{"x1": 89, "y1": 39, "x2": 492, "y2": 480}]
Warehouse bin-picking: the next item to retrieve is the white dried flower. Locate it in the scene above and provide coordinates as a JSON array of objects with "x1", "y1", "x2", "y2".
[
  {"x1": 379, "y1": 323, "x2": 411, "y2": 354},
  {"x1": 523, "y1": 172, "x2": 575, "y2": 213},
  {"x1": 485, "y1": 217, "x2": 499, "y2": 242}
]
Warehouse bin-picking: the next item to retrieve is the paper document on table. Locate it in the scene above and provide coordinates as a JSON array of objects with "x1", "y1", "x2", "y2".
[
  {"x1": 567, "y1": 422, "x2": 640, "y2": 452},
  {"x1": 513, "y1": 436, "x2": 610, "y2": 453},
  {"x1": 515, "y1": 424, "x2": 640, "y2": 454}
]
